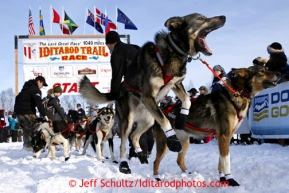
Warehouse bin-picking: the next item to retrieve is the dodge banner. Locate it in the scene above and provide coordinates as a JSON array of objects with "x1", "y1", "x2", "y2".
[{"x1": 249, "y1": 81, "x2": 289, "y2": 138}]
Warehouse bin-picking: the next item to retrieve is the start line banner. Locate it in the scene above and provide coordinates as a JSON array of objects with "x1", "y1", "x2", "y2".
[{"x1": 22, "y1": 39, "x2": 112, "y2": 64}]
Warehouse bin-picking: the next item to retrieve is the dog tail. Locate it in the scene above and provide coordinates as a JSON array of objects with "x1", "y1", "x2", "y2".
[{"x1": 79, "y1": 76, "x2": 117, "y2": 105}]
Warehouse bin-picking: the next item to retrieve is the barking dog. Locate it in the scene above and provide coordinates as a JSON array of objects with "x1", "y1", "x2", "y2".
[
  {"x1": 79, "y1": 13, "x2": 226, "y2": 174},
  {"x1": 31, "y1": 120, "x2": 71, "y2": 161},
  {"x1": 82, "y1": 107, "x2": 117, "y2": 163},
  {"x1": 152, "y1": 66, "x2": 279, "y2": 186}
]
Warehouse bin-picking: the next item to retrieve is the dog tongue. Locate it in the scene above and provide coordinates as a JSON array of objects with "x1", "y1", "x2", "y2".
[{"x1": 200, "y1": 38, "x2": 212, "y2": 54}]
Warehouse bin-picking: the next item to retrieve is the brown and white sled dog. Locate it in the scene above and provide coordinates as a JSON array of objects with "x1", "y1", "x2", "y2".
[
  {"x1": 79, "y1": 13, "x2": 226, "y2": 174},
  {"x1": 82, "y1": 107, "x2": 118, "y2": 163},
  {"x1": 152, "y1": 66, "x2": 279, "y2": 186},
  {"x1": 31, "y1": 120, "x2": 71, "y2": 161}
]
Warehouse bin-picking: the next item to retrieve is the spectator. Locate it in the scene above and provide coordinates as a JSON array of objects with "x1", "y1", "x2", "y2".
[
  {"x1": 211, "y1": 64, "x2": 227, "y2": 93},
  {"x1": 14, "y1": 76, "x2": 49, "y2": 151},
  {"x1": 253, "y1": 57, "x2": 267, "y2": 66},
  {"x1": 266, "y1": 42, "x2": 287, "y2": 73},
  {"x1": 187, "y1": 88, "x2": 199, "y2": 98},
  {"x1": 8, "y1": 111, "x2": 19, "y2": 142},
  {"x1": 76, "y1": 103, "x2": 87, "y2": 119},
  {"x1": 46, "y1": 86, "x2": 66, "y2": 121},
  {"x1": 198, "y1": 86, "x2": 209, "y2": 95},
  {"x1": 89, "y1": 106, "x2": 98, "y2": 122},
  {"x1": 0, "y1": 109, "x2": 7, "y2": 143}
]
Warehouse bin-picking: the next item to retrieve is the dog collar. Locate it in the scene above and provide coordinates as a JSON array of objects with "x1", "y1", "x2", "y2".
[{"x1": 167, "y1": 33, "x2": 193, "y2": 62}]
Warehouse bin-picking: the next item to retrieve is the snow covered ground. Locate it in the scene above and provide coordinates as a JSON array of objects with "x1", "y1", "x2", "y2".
[{"x1": 0, "y1": 137, "x2": 288, "y2": 193}]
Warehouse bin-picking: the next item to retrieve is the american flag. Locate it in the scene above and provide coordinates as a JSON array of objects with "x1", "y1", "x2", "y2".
[{"x1": 28, "y1": 9, "x2": 35, "y2": 35}]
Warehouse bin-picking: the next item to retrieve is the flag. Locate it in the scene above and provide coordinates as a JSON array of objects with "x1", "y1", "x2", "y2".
[
  {"x1": 63, "y1": 11, "x2": 78, "y2": 34},
  {"x1": 39, "y1": 8, "x2": 45, "y2": 35},
  {"x1": 95, "y1": 8, "x2": 116, "y2": 29},
  {"x1": 117, "y1": 8, "x2": 137, "y2": 30},
  {"x1": 105, "y1": 15, "x2": 109, "y2": 34},
  {"x1": 86, "y1": 9, "x2": 103, "y2": 34},
  {"x1": 28, "y1": 8, "x2": 35, "y2": 35},
  {"x1": 51, "y1": 8, "x2": 70, "y2": 35}
]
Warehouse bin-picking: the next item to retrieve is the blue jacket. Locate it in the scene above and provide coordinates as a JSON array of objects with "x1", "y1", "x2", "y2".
[{"x1": 8, "y1": 116, "x2": 19, "y2": 130}]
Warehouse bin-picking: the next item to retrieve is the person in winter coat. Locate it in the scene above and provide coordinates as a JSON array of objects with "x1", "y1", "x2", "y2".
[
  {"x1": 198, "y1": 86, "x2": 209, "y2": 95},
  {"x1": 0, "y1": 109, "x2": 7, "y2": 143},
  {"x1": 46, "y1": 86, "x2": 66, "y2": 121},
  {"x1": 14, "y1": 76, "x2": 49, "y2": 151},
  {"x1": 265, "y1": 42, "x2": 288, "y2": 83},
  {"x1": 8, "y1": 111, "x2": 19, "y2": 142},
  {"x1": 76, "y1": 104, "x2": 87, "y2": 119},
  {"x1": 105, "y1": 31, "x2": 139, "y2": 94},
  {"x1": 211, "y1": 64, "x2": 227, "y2": 93},
  {"x1": 266, "y1": 42, "x2": 287, "y2": 72}
]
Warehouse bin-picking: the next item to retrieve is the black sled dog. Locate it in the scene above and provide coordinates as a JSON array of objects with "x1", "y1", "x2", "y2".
[
  {"x1": 153, "y1": 66, "x2": 279, "y2": 186},
  {"x1": 79, "y1": 13, "x2": 226, "y2": 174}
]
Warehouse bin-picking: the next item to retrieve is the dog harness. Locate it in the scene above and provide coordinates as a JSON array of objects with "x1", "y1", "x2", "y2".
[
  {"x1": 123, "y1": 45, "x2": 174, "y2": 93},
  {"x1": 162, "y1": 98, "x2": 243, "y2": 135}
]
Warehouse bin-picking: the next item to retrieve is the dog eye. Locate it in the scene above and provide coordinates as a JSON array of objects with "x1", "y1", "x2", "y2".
[{"x1": 197, "y1": 16, "x2": 205, "y2": 21}]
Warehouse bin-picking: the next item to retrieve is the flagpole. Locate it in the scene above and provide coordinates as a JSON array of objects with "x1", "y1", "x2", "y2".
[
  {"x1": 94, "y1": 6, "x2": 96, "y2": 35},
  {"x1": 39, "y1": 6, "x2": 41, "y2": 35},
  {"x1": 50, "y1": 5, "x2": 52, "y2": 35},
  {"x1": 62, "y1": 6, "x2": 64, "y2": 35},
  {"x1": 84, "y1": 7, "x2": 87, "y2": 35},
  {"x1": 116, "y1": 6, "x2": 118, "y2": 32}
]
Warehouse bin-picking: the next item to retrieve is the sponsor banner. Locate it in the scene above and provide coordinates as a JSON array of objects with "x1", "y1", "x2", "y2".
[
  {"x1": 23, "y1": 64, "x2": 111, "y2": 95},
  {"x1": 22, "y1": 39, "x2": 113, "y2": 64},
  {"x1": 249, "y1": 81, "x2": 289, "y2": 138}
]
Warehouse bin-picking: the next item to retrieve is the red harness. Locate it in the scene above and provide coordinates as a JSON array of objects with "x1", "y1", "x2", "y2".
[
  {"x1": 123, "y1": 45, "x2": 174, "y2": 93},
  {"x1": 162, "y1": 98, "x2": 243, "y2": 135}
]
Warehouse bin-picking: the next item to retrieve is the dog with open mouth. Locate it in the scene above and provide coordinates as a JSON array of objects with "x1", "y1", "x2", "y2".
[{"x1": 80, "y1": 13, "x2": 226, "y2": 174}]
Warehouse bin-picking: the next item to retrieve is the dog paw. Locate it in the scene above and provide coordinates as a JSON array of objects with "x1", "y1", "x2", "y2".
[
  {"x1": 166, "y1": 134, "x2": 182, "y2": 152},
  {"x1": 226, "y1": 178, "x2": 239, "y2": 186},
  {"x1": 119, "y1": 161, "x2": 131, "y2": 174},
  {"x1": 137, "y1": 152, "x2": 148, "y2": 164}
]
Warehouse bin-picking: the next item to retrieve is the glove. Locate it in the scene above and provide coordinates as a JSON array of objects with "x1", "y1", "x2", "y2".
[{"x1": 44, "y1": 116, "x2": 49, "y2": 122}]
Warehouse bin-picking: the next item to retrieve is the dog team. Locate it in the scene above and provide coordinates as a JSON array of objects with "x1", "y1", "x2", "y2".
[{"x1": 13, "y1": 13, "x2": 284, "y2": 187}]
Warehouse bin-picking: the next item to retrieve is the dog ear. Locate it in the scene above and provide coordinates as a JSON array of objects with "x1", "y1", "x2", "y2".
[
  {"x1": 40, "y1": 133, "x2": 45, "y2": 140},
  {"x1": 232, "y1": 68, "x2": 249, "y2": 78},
  {"x1": 165, "y1": 16, "x2": 185, "y2": 30}
]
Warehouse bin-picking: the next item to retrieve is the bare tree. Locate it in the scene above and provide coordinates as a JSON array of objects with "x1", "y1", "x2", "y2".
[{"x1": 0, "y1": 88, "x2": 14, "y2": 112}]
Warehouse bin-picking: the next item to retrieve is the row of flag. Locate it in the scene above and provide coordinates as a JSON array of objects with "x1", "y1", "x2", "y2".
[{"x1": 28, "y1": 6, "x2": 138, "y2": 36}]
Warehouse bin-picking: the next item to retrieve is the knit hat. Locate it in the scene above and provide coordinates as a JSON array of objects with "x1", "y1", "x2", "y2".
[
  {"x1": 77, "y1": 103, "x2": 81, "y2": 107},
  {"x1": 8, "y1": 111, "x2": 13, "y2": 115},
  {"x1": 187, "y1": 88, "x2": 199, "y2": 94},
  {"x1": 267, "y1": 42, "x2": 284, "y2": 54},
  {"x1": 105, "y1": 31, "x2": 120, "y2": 44},
  {"x1": 253, "y1": 57, "x2": 267, "y2": 66},
  {"x1": 199, "y1": 86, "x2": 208, "y2": 91},
  {"x1": 213, "y1": 64, "x2": 225, "y2": 72},
  {"x1": 53, "y1": 86, "x2": 62, "y2": 94}
]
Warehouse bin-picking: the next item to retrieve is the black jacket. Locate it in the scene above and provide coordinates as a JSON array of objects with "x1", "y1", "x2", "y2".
[
  {"x1": 77, "y1": 108, "x2": 87, "y2": 119},
  {"x1": 46, "y1": 95, "x2": 66, "y2": 121},
  {"x1": 266, "y1": 52, "x2": 287, "y2": 72},
  {"x1": 14, "y1": 79, "x2": 47, "y2": 116},
  {"x1": 110, "y1": 41, "x2": 139, "y2": 93}
]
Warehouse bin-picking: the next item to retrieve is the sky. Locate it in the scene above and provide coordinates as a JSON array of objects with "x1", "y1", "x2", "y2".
[
  {"x1": 1, "y1": 0, "x2": 289, "y2": 94},
  {"x1": 1, "y1": 137, "x2": 289, "y2": 192}
]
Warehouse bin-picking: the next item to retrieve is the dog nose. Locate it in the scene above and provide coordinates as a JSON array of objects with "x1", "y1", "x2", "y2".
[
  {"x1": 107, "y1": 116, "x2": 111, "y2": 119},
  {"x1": 219, "y1": 15, "x2": 226, "y2": 21}
]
